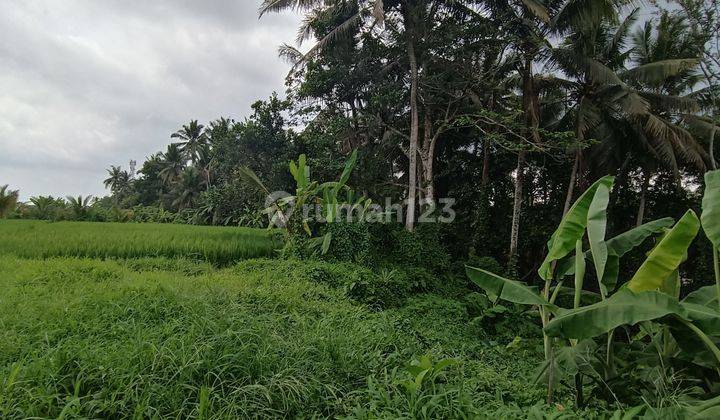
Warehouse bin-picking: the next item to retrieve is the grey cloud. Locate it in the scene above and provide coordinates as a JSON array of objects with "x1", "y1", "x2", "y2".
[{"x1": 0, "y1": 0, "x2": 301, "y2": 200}]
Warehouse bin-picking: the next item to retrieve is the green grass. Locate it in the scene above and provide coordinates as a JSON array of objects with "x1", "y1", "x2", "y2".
[
  {"x1": 0, "y1": 220, "x2": 281, "y2": 264},
  {"x1": 0, "y1": 222, "x2": 606, "y2": 418},
  {"x1": 0, "y1": 256, "x2": 568, "y2": 418}
]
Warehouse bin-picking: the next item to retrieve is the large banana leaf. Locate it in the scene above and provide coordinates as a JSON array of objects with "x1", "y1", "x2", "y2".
[
  {"x1": 334, "y1": 150, "x2": 358, "y2": 196},
  {"x1": 680, "y1": 286, "x2": 720, "y2": 336},
  {"x1": 466, "y1": 266, "x2": 556, "y2": 309},
  {"x1": 289, "y1": 154, "x2": 310, "y2": 189},
  {"x1": 702, "y1": 169, "x2": 720, "y2": 248},
  {"x1": 554, "y1": 254, "x2": 576, "y2": 279},
  {"x1": 627, "y1": 210, "x2": 700, "y2": 293},
  {"x1": 684, "y1": 285, "x2": 719, "y2": 307},
  {"x1": 587, "y1": 183, "x2": 610, "y2": 289},
  {"x1": 539, "y1": 176, "x2": 615, "y2": 280},
  {"x1": 667, "y1": 318, "x2": 720, "y2": 368},
  {"x1": 605, "y1": 218, "x2": 676, "y2": 256},
  {"x1": 661, "y1": 269, "x2": 681, "y2": 299},
  {"x1": 600, "y1": 218, "x2": 675, "y2": 293},
  {"x1": 682, "y1": 302, "x2": 720, "y2": 335},
  {"x1": 544, "y1": 290, "x2": 688, "y2": 340}
]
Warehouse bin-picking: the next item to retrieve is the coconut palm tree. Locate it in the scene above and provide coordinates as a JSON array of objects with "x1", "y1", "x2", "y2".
[
  {"x1": 158, "y1": 143, "x2": 186, "y2": 186},
  {"x1": 550, "y1": 8, "x2": 708, "y2": 216},
  {"x1": 171, "y1": 120, "x2": 207, "y2": 165},
  {"x1": 66, "y1": 195, "x2": 94, "y2": 220},
  {"x1": 626, "y1": 11, "x2": 709, "y2": 224},
  {"x1": 103, "y1": 166, "x2": 131, "y2": 194},
  {"x1": 171, "y1": 166, "x2": 205, "y2": 210},
  {"x1": 0, "y1": 185, "x2": 19, "y2": 218},
  {"x1": 29, "y1": 196, "x2": 61, "y2": 220},
  {"x1": 196, "y1": 142, "x2": 213, "y2": 191}
]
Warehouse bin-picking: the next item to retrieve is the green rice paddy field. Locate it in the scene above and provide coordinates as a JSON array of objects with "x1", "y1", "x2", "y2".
[{"x1": 0, "y1": 220, "x2": 281, "y2": 264}]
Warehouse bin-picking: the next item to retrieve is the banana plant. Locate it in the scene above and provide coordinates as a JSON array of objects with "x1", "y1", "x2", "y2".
[
  {"x1": 240, "y1": 150, "x2": 369, "y2": 255},
  {"x1": 702, "y1": 170, "x2": 720, "y2": 311},
  {"x1": 468, "y1": 176, "x2": 617, "y2": 403},
  {"x1": 543, "y1": 171, "x2": 720, "y2": 392},
  {"x1": 466, "y1": 175, "x2": 710, "y2": 404}
]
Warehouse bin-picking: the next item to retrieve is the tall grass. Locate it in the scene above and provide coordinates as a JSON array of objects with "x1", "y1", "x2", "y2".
[
  {"x1": 0, "y1": 220, "x2": 280, "y2": 264},
  {"x1": 0, "y1": 256, "x2": 554, "y2": 418}
]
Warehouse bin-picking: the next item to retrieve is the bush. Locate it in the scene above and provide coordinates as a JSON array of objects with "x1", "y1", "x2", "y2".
[
  {"x1": 368, "y1": 222, "x2": 451, "y2": 273},
  {"x1": 321, "y1": 221, "x2": 372, "y2": 264},
  {"x1": 195, "y1": 183, "x2": 265, "y2": 227},
  {"x1": 299, "y1": 261, "x2": 411, "y2": 309},
  {"x1": 463, "y1": 291, "x2": 542, "y2": 342},
  {"x1": 345, "y1": 267, "x2": 411, "y2": 309},
  {"x1": 131, "y1": 205, "x2": 175, "y2": 223},
  {"x1": 465, "y1": 254, "x2": 503, "y2": 275},
  {"x1": 173, "y1": 208, "x2": 199, "y2": 224}
]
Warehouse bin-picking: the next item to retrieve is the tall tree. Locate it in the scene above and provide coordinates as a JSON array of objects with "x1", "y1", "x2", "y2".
[
  {"x1": 171, "y1": 166, "x2": 205, "y2": 210},
  {"x1": 261, "y1": 0, "x2": 443, "y2": 231},
  {"x1": 0, "y1": 185, "x2": 19, "y2": 218},
  {"x1": 171, "y1": 120, "x2": 207, "y2": 165},
  {"x1": 158, "y1": 144, "x2": 186, "y2": 186},
  {"x1": 103, "y1": 166, "x2": 132, "y2": 199}
]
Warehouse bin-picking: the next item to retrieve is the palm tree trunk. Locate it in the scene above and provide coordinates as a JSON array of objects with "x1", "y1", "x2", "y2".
[
  {"x1": 404, "y1": 14, "x2": 419, "y2": 232},
  {"x1": 422, "y1": 114, "x2": 435, "y2": 207},
  {"x1": 509, "y1": 151, "x2": 526, "y2": 266},
  {"x1": 710, "y1": 128, "x2": 717, "y2": 170},
  {"x1": 636, "y1": 169, "x2": 650, "y2": 227},
  {"x1": 510, "y1": 56, "x2": 539, "y2": 272}
]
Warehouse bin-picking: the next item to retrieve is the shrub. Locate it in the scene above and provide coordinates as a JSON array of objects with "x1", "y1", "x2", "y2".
[
  {"x1": 300, "y1": 261, "x2": 411, "y2": 308},
  {"x1": 368, "y1": 222, "x2": 451, "y2": 273},
  {"x1": 321, "y1": 221, "x2": 372, "y2": 264},
  {"x1": 131, "y1": 205, "x2": 175, "y2": 223},
  {"x1": 465, "y1": 254, "x2": 503, "y2": 276}
]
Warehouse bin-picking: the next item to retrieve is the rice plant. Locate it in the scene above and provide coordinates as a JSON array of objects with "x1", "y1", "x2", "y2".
[{"x1": 0, "y1": 220, "x2": 281, "y2": 264}]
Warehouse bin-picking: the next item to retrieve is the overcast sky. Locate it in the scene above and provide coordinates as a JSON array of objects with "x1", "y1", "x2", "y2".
[{"x1": 0, "y1": 0, "x2": 301, "y2": 200}]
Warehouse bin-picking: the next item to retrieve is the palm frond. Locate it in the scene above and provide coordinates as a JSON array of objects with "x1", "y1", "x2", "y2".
[
  {"x1": 606, "y1": 8, "x2": 639, "y2": 61},
  {"x1": 643, "y1": 113, "x2": 708, "y2": 172},
  {"x1": 637, "y1": 91, "x2": 699, "y2": 113},
  {"x1": 643, "y1": 114, "x2": 680, "y2": 174},
  {"x1": 238, "y1": 166, "x2": 271, "y2": 195},
  {"x1": 278, "y1": 43, "x2": 304, "y2": 65},
  {"x1": 289, "y1": 11, "x2": 363, "y2": 70},
  {"x1": 259, "y1": 0, "x2": 320, "y2": 18},
  {"x1": 580, "y1": 57, "x2": 623, "y2": 85},
  {"x1": 682, "y1": 114, "x2": 720, "y2": 135},
  {"x1": 576, "y1": 96, "x2": 602, "y2": 137},
  {"x1": 552, "y1": 0, "x2": 618, "y2": 34},
  {"x1": 296, "y1": 12, "x2": 317, "y2": 45},
  {"x1": 623, "y1": 59, "x2": 700, "y2": 85},
  {"x1": 521, "y1": 0, "x2": 550, "y2": 23}
]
